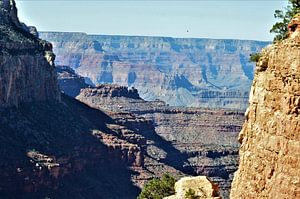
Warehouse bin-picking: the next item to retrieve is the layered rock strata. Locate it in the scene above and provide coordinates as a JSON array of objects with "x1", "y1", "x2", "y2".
[
  {"x1": 76, "y1": 85, "x2": 245, "y2": 198},
  {"x1": 0, "y1": 0, "x2": 60, "y2": 107},
  {"x1": 40, "y1": 32, "x2": 269, "y2": 109},
  {"x1": 231, "y1": 17, "x2": 300, "y2": 198},
  {"x1": 0, "y1": 95, "x2": 144, "y2": 199}
]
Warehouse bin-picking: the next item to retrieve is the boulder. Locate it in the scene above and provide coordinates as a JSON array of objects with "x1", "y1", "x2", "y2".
[{"x1": 164, "y1": 176, "x2": 221, "y2": 199}]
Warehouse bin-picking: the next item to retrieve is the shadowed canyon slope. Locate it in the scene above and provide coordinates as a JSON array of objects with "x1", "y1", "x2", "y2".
[
  {"x1": 74, "y1": 82, "x2": 244, "y2": 198},
  {"x1": 0, "y1": 1, "x2": 143, "y2": 198},
  {"x1": 0, "y1": 1, "x2": 244, "y2": 198},
  {"x1": 231, "y1": 16, "x2": 300, "y2": 198},
  {"x1": 55, "y1": 65, "x2": 245, "y2": 198},
  {"x1": 40, "y1": 32, "x2": 269, "y2": 109}
]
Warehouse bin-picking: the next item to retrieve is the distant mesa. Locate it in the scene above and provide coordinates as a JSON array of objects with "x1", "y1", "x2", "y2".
[{"x1": 40, "y1": 32, "x2": 270, "y2": 110}]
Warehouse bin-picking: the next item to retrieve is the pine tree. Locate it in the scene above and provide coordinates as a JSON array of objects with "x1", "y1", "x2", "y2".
[
  {"x1": 270, "y1": 0, "x2": 300, "y2": 41},
  {"x1": 137, "y1": 174, "x2": 176, "y2": 199}
]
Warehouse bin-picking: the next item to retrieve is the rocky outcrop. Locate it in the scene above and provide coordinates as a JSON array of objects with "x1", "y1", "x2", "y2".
[
  {"x1": 0, "y1": 0, "x2": 60, "y2": 107},
  {"x1": 82, "y1": 85, "x2": 141, "y2": 99},
  {"x1": 288, "y1": 15, "x2": 300, "y2": 38},
  {"x1": 0, "y1": 0, "x2": 21, "y2": 28},
  {"x1": 230, "y1": 17, "x2": 300, "y2": 198},
  {"x1": 164, "y1": 176, "x2": 221, "y2": 199},
  {"x1": 76, "y1": 85, "x2": 245, "y2": 198},
  {"x1": 56, "y1": 65, "x2": 90, "y2": 97},
  {"x1": 40, "y1": 32, "x2": 269, "y2": 109}
]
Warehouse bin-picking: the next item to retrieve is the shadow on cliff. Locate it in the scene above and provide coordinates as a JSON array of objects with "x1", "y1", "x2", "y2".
[
  {"x1": 149, "y1": 131, "x2": 194, "y2": 175},
  {"x1": 0, "y1": 94, "x2": 140, "y2": 199},
  {"x1": 122, "y1": 117, "x2": 194, "y2": 175}
]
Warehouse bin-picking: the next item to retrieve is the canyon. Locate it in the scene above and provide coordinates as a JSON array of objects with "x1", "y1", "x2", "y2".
[
  {"x1": 78, "y1": 85, "x2": 244, "y2": 198},
  {"x1": 0, "y1": 1, "x2": 244, "y2": 198},
  {"x1": 2, "y1": 0, "x2": 299, "y2": 198},
  {"x1": 40, "y1": 32, "x2": 269, "y2": 109},
  {"x1": 57, "y1": 65, "x2": 244, "y2": 198}
]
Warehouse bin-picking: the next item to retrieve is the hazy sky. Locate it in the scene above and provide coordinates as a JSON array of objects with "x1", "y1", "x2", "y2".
[{"x1": 16, "y1": 0, "x2": 287, "y2": 41}]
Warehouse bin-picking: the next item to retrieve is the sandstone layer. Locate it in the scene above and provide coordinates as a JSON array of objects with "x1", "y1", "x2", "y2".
[
  {"x1": 230, "y1": 17, "x2": 300, "y2": 198},
  {"x1": 0, "y1": 0, "x2": 60, "y2": 107},
  {"x1": 40, "y1": 32, "x2": 269, "y2": 109},
  {"x1": 164, "y1": 176, "x2": 221, "y2": 199}
]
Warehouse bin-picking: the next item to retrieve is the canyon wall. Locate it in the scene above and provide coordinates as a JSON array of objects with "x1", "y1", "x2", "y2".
[
  {"x1": 40, "y1": 32, "x2": 269, "y2": 109},
  {"x1": 230, "y1": 17, "x2": 300, "y2": 198},
  {"x1": 0, "y1": 1, "x2": 145, "y2": 198},
  {"x1": 76, "y1": 83, "x2": 244, "y2": 198},
  {"x1": 0, "y1": 0, "x2": 60, "y2": 107}
]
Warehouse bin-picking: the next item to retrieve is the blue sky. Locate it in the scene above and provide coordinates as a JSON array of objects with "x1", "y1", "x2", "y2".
[{"x1": 16, "y1": 0, "x2": 287, "y2": 41}]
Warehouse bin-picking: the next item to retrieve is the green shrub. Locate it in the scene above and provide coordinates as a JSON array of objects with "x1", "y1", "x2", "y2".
[
  {"x1": 270, "y1": 0, "x2": 300, "y2": 42},
  {"x1": 185, "y1": 188, "x2": 198, "y2": 199},
  {"x1": 249, "y1": 53, "x2": 261, "y2": 63},
  {"x1": 137, "y1": 174, "x2": 176, "y2": 199}
]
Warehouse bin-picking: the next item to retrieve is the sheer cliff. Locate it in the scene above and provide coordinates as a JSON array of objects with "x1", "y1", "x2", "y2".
[
  {"x1": 230, "y1": 16, "x2": 300, "y2": 198},
  {"x1": 40, "y1": 32, "x2": 269, "y2": 109},
  {"x1": 0, "y1": 0, "x2": 60, "y2": 107}
]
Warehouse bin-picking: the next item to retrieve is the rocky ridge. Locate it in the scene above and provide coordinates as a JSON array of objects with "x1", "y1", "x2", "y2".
[
  {"x1": 40, "y1": 32, "x2": 269, "y2": 109},
  {"x1": 230, "y1": 16, "x2": 300, "y2": 198},
  {"x1": 0, "y1": 0, "x2": 60, "y2": 107}
]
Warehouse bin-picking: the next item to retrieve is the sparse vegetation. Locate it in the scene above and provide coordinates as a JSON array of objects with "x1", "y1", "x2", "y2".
[
  {"x1": 185, "y1": 188, "x2": 198, "y2": 199},
  {"x1": 270, "y1": 0, "x2": 300, "y2": 42},
  {"x1": 137, "y1": 174, "x2": 176, "y2": 199},
  {"x1": 249, "y1": 52, "x2": 262, "y2": 63}
]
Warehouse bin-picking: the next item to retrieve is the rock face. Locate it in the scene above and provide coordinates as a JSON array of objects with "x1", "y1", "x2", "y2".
[
  {"x1": 0, "y1": 1, "x2": 148, "y2": 198},
  {"x1": 76, "y1": 85, "x2": 245, "y2": 198},
  {"x1": 164, "y1": 176, "x2": 221, "y2": 199},
  {"x1": 0, "y1": 0, "x2": 60, "y2": 107},
  {"x1": 0, "y1": 95, "x2": 145, "y2": 199},
  {"x1": 56, "y1": 65, "x2": 90, "y2": 97},
  {"x1": 40, "y1": 32, "x2": 269, "y2": 109},
  {"x1": 230, "y1": 17, "x2": 300, "y2": 198}
]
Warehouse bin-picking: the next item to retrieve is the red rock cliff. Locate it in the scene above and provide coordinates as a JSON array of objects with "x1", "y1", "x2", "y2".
[{"x1": 230, "y1": 17, "x2": 300, "y2": 198}]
